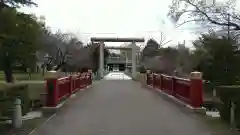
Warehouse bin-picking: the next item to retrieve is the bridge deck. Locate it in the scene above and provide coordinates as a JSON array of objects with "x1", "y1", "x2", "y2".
[{"x1": 31, "y1": 72, "x2": 213, "y2": 135}]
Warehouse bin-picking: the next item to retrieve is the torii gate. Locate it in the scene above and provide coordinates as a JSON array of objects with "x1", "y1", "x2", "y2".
[{"x1": 90, "y1": 37, "x2": 145, "y2": 78}]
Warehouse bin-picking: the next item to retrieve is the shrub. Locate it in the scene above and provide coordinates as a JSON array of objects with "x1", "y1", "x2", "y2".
[
  {"x1": 0, "y1": 83, "x2": 30, "y2": 119},
  {"x1": 216, "y1": 86, "x2": 240, "y2": 128},
  {"x1": 203, "y1": 81, "x2": 214, "y2": 96},
  {"x1": 138, "y1": 66, "x2": 146, "y2": 73}
]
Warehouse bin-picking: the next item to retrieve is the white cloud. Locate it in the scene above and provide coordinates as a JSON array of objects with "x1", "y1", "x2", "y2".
[{"x1": 19, "y1": 0, "x2": 195, "y2": 46}]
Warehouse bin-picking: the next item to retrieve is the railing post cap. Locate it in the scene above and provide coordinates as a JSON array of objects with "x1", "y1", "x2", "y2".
[
  {"x1": 14, "y1": 98, "x2": 21, "y2": 105},
  {"x1": 72, "y1": 75, "x2": 77, "y2": 79},
  {"x1": 45, "y1": 71, "x2": 59, "y2": 79},
  {"x1": 88, "y1": 69, "x2": 92, "y2": 73},
  {"x1": 189, "y1": 71, "x2": 202, "y2": 79}
]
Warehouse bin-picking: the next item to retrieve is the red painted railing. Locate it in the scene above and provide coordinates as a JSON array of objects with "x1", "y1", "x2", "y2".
[
  {"x1": 45, "y1": 72, "x2": 92, "y2": 107},
  {"x1": 58, "y1": 77, "x2": 71, "y2": 101},
  {"x1": 146, "y1": 73, "x2": 203, "y2": 108}
]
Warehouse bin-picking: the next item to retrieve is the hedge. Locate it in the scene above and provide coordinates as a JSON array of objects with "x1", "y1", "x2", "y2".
[
  {"x1": 0, "y1": 83, "x2": 30, "y2": 120},
  {"x1": 138, "y1": 66, "x2": 146, "y2": 73},
  {"x1": 216, "y1": 85, "x2": 240, "y2": 128}
]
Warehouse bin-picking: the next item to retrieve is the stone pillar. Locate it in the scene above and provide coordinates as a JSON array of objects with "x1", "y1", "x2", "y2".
[
  {"x1": 13, "y1": 98, "x2": 22, "y2": 128},
  {"x1": 99, "y1": 42, "x2": 104, "y2": 78},
  {"x1": 125, "y1": 52, "x2": 128, "y2": 69},
  {"x1": 189, "y1": 71, "x2": 203, "y2": 108},
  {"x1": 230, "y1": 100, "x2": 236, "y2": 128},
  {"x1": 131, "y1": 42, "x2": 136, "y2": 78}
]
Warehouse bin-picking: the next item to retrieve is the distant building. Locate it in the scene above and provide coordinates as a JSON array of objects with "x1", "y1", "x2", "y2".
[{"x1": 119, "y1": 43, "x2": 140, "y2": 60}]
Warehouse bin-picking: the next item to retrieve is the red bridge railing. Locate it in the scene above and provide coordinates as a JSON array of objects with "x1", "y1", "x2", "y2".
[
  {"x1": 146, "y1": 72, "x2": 203, "y2": 108},
  {"x1": 45, "y1": 71, "x2": 92, "y2": 107}
]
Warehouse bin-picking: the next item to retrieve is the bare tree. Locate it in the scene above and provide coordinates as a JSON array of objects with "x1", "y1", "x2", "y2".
[
  {"x1": 39, "y1": 30, "x2": 81, "y2": 71},
  {"x1": 159, "y1": 32, "x2": 172, "y2": 48},
  {"x1": 168, "y1": 0, "x2": 240, "y2": 33}
]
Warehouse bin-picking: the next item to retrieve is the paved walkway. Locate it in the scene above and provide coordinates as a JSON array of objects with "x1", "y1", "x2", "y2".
[{"x1": 31, "y1": 72, "x2": 212, "y2": 135}]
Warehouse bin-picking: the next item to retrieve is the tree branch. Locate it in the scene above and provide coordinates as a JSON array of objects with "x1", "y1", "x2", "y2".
[
  {"x1": 186, "y1": 0, "x2": 240, "y2": 30},
  {"x1": 161, "y1": 40, "x2": 172, "y2": 47},
  {"x1": 176, "y1": 19, "x2": 203, "y2": 28},
  {"x1": 54, "y1": 62, "x2": 65, "y2": 71}
]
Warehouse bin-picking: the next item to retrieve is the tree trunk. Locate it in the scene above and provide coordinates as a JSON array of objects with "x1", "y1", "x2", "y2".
[
  {"x1": 3, "y1": 68, "x2": 13, "y2": 83},
  {"x1": 3, "y1": 56, "x2": 14, "y2": 83},
  {"x1": 42, "y1": 65, "x2": 45, "y2": 76}
]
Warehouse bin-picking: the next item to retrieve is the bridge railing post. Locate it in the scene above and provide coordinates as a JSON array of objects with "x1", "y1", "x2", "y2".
[
  {"x1": 159, "y1": 74, "x2": 163, "y2": 90},
  {"x1": 79, "y1": 73, "x2": 83, "y2": 90},
  {"x1": 45, "y1": 71, "x2": 59, "y2": 107},
  {"x1": 146, "y1": 70, "x2": 151, "y2": 86},
  {"x1": 189, "y1": 72, "x2": 203, "y2": 108},
  {"x1": 69, "y1": 75, "x2": 73, "y2": 95},
  {"x1": 152, "y1": 73, "x2": 156, "y2": 88},
  {"x1": 88, "y1": 70, "x2": 92, "y2": 85},
  {"x1": 172, "y1": 77, "x2": 176, "y2": 96},
  {"x1": 84, "y1": 72, "x2": 87, "y2": 87}
]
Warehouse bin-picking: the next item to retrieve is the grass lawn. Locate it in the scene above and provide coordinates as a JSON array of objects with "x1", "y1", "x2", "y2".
[{"x1": 0, "y1": 71, "x2": 44, "y2": 81}]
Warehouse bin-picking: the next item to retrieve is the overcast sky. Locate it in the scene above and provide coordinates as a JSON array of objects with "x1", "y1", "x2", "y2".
[{"x1": 19, "y1": 0, "x2": 216, "y2": 47}]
